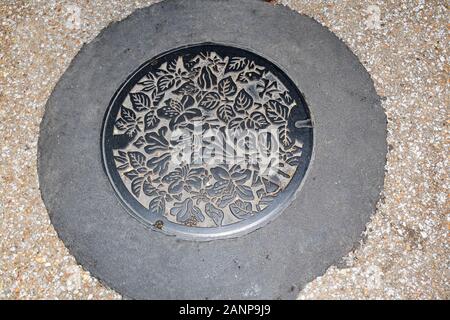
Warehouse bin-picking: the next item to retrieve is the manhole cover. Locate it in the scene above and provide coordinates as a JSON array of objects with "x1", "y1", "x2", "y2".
[
  {"x1": 102, "y1": 44, "x2": 313, "y2": 240},
  {"x1": 38, "y1": 0, "x2": 386, "y2": 299}
]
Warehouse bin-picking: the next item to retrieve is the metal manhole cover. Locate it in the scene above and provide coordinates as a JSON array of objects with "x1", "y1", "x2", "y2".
[{"x1": 102, "y1": 44, "x2": 313, "y2": 240}]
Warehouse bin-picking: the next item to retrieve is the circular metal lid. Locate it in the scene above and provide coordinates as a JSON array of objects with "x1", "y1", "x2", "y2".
[{"x1": 102, "y1": 44, "x2": 313, "y2": 240}]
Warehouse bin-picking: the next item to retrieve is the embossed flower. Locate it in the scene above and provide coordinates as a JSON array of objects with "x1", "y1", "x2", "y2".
[
  {"x1": 162, "y1": 165, "x2": 206, "y2": 194},
  {"x1": 157, "y1": 95, "x2": 202, "y2": 130},
  {"x1": 207, "y1": 165, "x2": 254, "y2": 208}
]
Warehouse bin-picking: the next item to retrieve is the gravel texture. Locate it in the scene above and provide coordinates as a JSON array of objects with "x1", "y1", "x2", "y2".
[{"x1": 0, "y1": 0, "x2": 448, "y2": 299}]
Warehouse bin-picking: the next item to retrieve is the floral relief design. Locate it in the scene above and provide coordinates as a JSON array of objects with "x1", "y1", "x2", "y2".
[{"x1": 107, "y1": 47, "x2": 312, "y2": 228}]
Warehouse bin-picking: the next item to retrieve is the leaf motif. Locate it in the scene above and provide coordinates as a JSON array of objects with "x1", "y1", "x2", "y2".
[
  {"x1": 286, "y1": 156, "x2": 301, "y2": 166},
  {"x1": 218, "y1": 76, "x2": 237, "y2": 97},
  {"x1": 279, "y1": 91, "x2": 294, "y2": 105},
  {"x1": 128, "y1": 151, "x2": 146, "y2": 168},
  {"x1": 115, "y1": 118, "x2": 128, "y2": 130},
  {"x1": 144, "y1": 108, "x2": 160, "y2": 131},
  {"x1": 197, "y1": 66, "x2": 217, "y2": 90},
  {"x1": 142, "y1": 178, "x2": 157, "y2": 197},
  {"x1": 149, "y1": 195, "x2": 165, "y2": 215},
  {"x1": 205, "y1": 203, "x2": 224, "y2": 226},
  {"x1": 229, "y1": 199, "x2": 253, "y2": 219},
  {"x1": 131, "y1": 176, "x2": 144, "y2": 197},
  {"x1": 233, "y1": 89, "x2": 253, "y2": 113},
  {"x1": 246, "y1": 112, "x2": 269, "y2": 129},
  {"x1": 144, "y1": 127, "x2": 170, "y2": 154},
  {"x1": 125, "y1": 127, "x2": 138, "y2": 139},
  {"x1": 146, "y1": 153, "x2": 170, "y2": 175},
  {"x1": 265, "y1": 100, "x2": 289, "y2": 124},
  {"x1": 151, "y1": 90, "x2": 165, "y2": 106},
  {"x1": 133, "y1": 136, "x2": 146, "y2": 148},
  {"x1": 199, "y1": 92, "x2": 221, "y2": 110},
  {"x1": 120, "y1": 106, "x2": 136, "y2": 123},
  {"x1": 225, "y1": 57, "x2": 247, "y2": 73},
  {"x1": 124, "y1": 169, "x2": 139, "y2": 180},
  {"x1": 210, "y1": 166, "x2": 230, "y2": 181},
  {"x1": 262, "y1": 177, "x2": 279, "y2": 193},
  {"x1": 157, "y1": 74, "x2": 175, "y2": 92},
  {"x1": 235, "y1": 184, "x2": 254, "y2": 200},
  {"x1": 257, "y1": 195, "x2": 276, "y2": 211},
  {"x1": 130, "y1": 92, "x2": 151, "y2": 111},
  {"x1": 228, "y1": 117, "x2": 245, "y2": 130},
  {"x1": 173, "y1": 80, "x2": 199, "y2": 95},
  {"x1": 138, "y1": 74, "x2": 156, "y2": 92},
  {"x1": 279, "y1": 126, "x2": 294, "y2": 149},
  {"x1": 217, "y1": 104, "x2": 235, "y2": 123},
  {"x1": 217, "y1": 190, "x2": 236, "y2": 208}
]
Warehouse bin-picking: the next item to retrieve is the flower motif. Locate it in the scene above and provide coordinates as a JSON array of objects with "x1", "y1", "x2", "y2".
[
  {"x1": 207, "y1": 165, "x2": 254, "y2": 208},
  {"x1": 170, "y1": 198, "x2": 204, "y2": 224},
  {"x1": 157, "y1": 95, "x2": 202, "y2": 130},
  {"x1": 162, "y1": 165, "x2": 206, "y2": 194}
]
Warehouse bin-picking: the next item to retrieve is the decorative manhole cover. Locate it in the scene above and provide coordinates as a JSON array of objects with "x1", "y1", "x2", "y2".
[{"x1": 102, "y1": 44, "x2": 313, "y2": 240}]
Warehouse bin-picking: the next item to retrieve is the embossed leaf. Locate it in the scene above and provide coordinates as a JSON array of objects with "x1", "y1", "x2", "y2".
[
  {"x1": 114, "y1": 151, "x2": 128, "y2": 164},
  {"x1": 225, "y1": 57, "x2": 247, "y2": 73},
  {"x1": 144, "y1": 127, "x2": 170, "y2": 154},
  {"x1": 115, "y1": 118, "x2": 128, "y2": 130},
  {"x1": 257, "y1": 195, "x2": 276, "y2": 211},
  {"x1": 125, "y1": 127, "x2": 138, "y2": 139},
  {"x1": 218, "y1": 76, "x2": 237, "y2": 97},
  {"x1": 170, "y1": 199, "x2": 204, "y2": 223},
  {"x1": 233, "y1": 89, "x2": 253, "y2": 113},
  {"x1": 157, "y1": 74, "x2": 175, "y2": 92},
  {"x1": 173, "y1": 80, "x2": 199, "y2": 95},
  {"x1": 142, "y1": 178, "x2": 157, "y2": 197},
  {"x1": 133, "y1": 136, "x2": 146, "y2": 148},
  {"x1": 262, "y1": 177, "x2": 279, "y2": 193},
  {"x1": 151, "y1": 90, "x2": 165, "y2": 106},
  {"x1": 130, "y1": 92, "x2": 151, "y2": 111},
  {"x1": 286, "y1": 156, "x2": 301, "y2": 166},
  {"x1": 229, "y1": 199, "x2": 253, "y2": 219},
  {"x1": 265, "y1": 100, "x2": 289, "y2": 124},
  {"x1": 205, "y1": 203, "x2": 224, "y2": 226},
  {"x1": 279, "y1": 126, "x2": 294, "y2": 148},
  {"x1": 128, "y1": 151, "x2": 146, "y2": 168},
  {"x1": 210, "y1": 166, "x2": 230, "y2": 181},
  {"x1": 149, "y1": 195, "x2": 165, "y2": 215},
  {"x1": 146, "y1": 153, "x2": 170, "y2": 175},
  {"x1": 246, "y1": 112, "x2": 269, "y2": 129},
  {"x1": 217, "y1": 104, "x2": 235, "y2": 123},
  {"x1": 228, "y1": 117, "x2": 245, "y2": 130},
  {"x1": 124, "y1": 169, "x2": 139, "y2": 181},
  {"x1": 120, "y1": 106, "x2": 136, "y2": 122},
  {"x1": 197, "y1": 66, "x2": 217, "y2": 90},
  {"x1": 144, "y1": 108, "x2": 159, "y2": 131},
  {"x1": 162, "y1": 168, "x2": 184, "y2": 194},
  {"x1": 131, "y1": 176, "x2": 145, "y2": 197},
  {"x1": 217, "y1": 190, "x2": 237, "y2": 208},
  {"x1": 138, "y1": 74, "x2": 156, "y2": 92},
  {"x1": 230, "y1": 166, "x2": 252, "y2": 184},
  {"x1": 279, "y1": 91, "x2": 294, "y2": 105},
  {"x1": 199, "y1": 92, "x2": 221, "y2": 110},
  {"x1": 235, "y1": 184, "x2": 254, "y2": 200}
]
